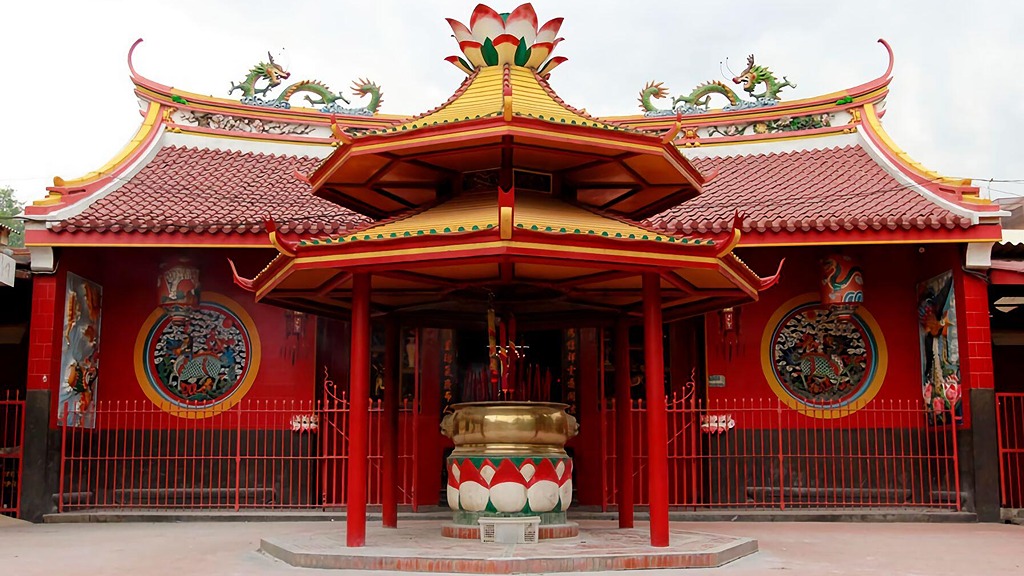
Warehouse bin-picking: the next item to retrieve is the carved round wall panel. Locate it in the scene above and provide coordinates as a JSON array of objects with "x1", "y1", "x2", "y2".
[
  {"x1": 760, "y1": 294, "x2": 887, "y2": 418},
  {"x1": 135, "y1": 293, "x2": 261, "y2": 417}
]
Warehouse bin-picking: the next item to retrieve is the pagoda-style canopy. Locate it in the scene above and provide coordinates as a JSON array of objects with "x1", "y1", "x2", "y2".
[
  {"x1": 311, "y1": 65, "x2": 704, "y2": 220},
  {"x1": 235, "y1": 188, "x2": 778, "y2": 324},
  {"x1": 236, "y1": 39, "x2": 779, "y2": 324}
]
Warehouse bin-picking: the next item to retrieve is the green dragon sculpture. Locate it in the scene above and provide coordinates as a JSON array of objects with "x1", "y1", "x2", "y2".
[
  {"x1": 229, "y1": 53, "x2": 381, "y2": 114},
  {"x1": 350, "y1": 78, "x2": 383, "y2": 114},
  {"x1": 277, "y1": 80, "x2": 350, "y2": 107},
  {"x1": 733, "y1": 54, "x2": 795, "y2": 100},
  {"x1": 639, "y1": 54, "x2": 796, "y2": 116},
  {"x1": 229, "y1": 52, "x2": 290, "y2": 98}
]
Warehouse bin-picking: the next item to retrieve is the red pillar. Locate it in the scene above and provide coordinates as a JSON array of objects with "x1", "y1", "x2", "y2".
[
  {"x1": 614, "y1": 318, "x2": 634, "y2": 528},
  {"x1": 347, "y1": 273, "x2": 371, "y2": 547},
  {"x1": 381, "y1": 318, "x2": 399, "y2": 528},
  {"x1": 642, "y1": 273, "x2": 669, "y2": 547},
  {"x1": 27, "y1": 275, "x2": 60, "y2": 394}
]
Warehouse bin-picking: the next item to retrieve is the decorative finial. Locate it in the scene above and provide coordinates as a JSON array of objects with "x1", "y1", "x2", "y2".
[{"x1": 445, "y1": 3, "x2": 565, "y2": 76}]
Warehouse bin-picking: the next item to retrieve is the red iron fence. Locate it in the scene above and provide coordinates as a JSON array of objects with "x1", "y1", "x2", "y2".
[
  {"x1": 57, "y1": 396, "x2": 414, "y2": 511},
  {"x1": 996, "y1": 393, "x2": 1024, "y2": 509},
  {"x1": 601, "y1": 395, "x2": 961, "y2": 510},
  {"x1": 0, "y1": 392, "x2": 25, "y2": 518}
]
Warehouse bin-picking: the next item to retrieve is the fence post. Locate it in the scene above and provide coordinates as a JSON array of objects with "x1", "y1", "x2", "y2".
[
  {"x1": 57, "y1": 406, "x2": 66, "y2": 514},
  {"x1": 776, "y1": 398, "x2": 785, "y2": 511},
  {"x1": 234, "y1": 405, "x2": 242, "y2": 512},
  {"x1": 950, "y1": 404, "x2": 961, "y2": 512}
]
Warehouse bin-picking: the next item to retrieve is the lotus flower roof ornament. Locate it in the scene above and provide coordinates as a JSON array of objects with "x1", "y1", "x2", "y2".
[{"x1": 445, "y1": 3, "x2": 567, "y2": 77}]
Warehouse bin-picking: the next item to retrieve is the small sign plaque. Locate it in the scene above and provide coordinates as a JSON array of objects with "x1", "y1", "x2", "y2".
[
  {"x1": 0, "y1": 253, "x2": 15, "y2": 287},
  {"x1": 708, "y1": 374, "x2": 726, "y2": 388}
]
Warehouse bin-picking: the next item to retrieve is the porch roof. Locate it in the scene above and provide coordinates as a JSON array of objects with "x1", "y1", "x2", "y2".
[{"x1": 232, "y1": 189, "x2": 781, "y2": 323}]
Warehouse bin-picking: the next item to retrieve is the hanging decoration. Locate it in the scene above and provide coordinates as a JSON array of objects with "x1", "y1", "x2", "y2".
[
  {"x1": 820, "y1": 254, "x2": 864, "y2": 318},
  {"x1": 158, "y1": 259, "x2": 201, "y2": 325},
  {"x1": 562, "y1": 328, "x2": 578, "y2": 413},
  {"x1": 442, "y1": 332, "x2": 457, "y2": 412},
  {"x1": 282, "y1": 309, "x2": 307, "y2": 364},
  {"x1": 719, "y1": 306, "x2": 741, "y2": 361}
]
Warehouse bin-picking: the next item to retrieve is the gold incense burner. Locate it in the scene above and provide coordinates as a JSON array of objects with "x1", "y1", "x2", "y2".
[{"x1": 441, "y1": 401, "x2": 579, "y2": 455}]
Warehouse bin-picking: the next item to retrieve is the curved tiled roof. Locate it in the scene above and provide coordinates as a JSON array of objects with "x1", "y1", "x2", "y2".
[
  {"x1": 53, "y1": 146, "x2": 369, "y2": 235},
  {"x1": 52, "y1": 143, "x2": 972, "y2": 240},
  {"x1": 645, "y1": 145, "x2": 972, "y2": 235}
]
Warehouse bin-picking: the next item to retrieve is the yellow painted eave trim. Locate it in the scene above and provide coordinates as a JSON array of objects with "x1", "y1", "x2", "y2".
[{"x1": 54, "y1": 101, "x2": 162, "y2": 187}]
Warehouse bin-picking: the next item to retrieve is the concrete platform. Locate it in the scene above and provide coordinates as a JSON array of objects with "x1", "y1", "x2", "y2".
[{"x1": 259, "y1": 520, "x2": 757, "y2": 572}]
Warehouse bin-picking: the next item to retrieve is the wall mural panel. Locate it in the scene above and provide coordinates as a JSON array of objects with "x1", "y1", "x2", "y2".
[
  {"x1": 134, "y1": 292, "x2": 261, "y2": 418},
  {"x1": 760, "y1": 294, "x2": 887, "y2": 418},
  {"x1": 58, "y1": 273, "x2": 103, "y2": 428},
  {"x1": 917, "y1": 271, "x2": 961, "y2": 424}
]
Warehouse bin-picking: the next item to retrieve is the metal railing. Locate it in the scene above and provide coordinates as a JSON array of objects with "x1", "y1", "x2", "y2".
[
  {"x1": 997, "y1": 393, "x2": 1024, "y2": 509},
  {"x1": 0, "y1": 392, "x2": 25, "y2": 518},
  {"x1": 57, "y1": 396, "x2": 414, "y2": 511},
  {"x1": 602, "y1": 394, "x2": 961, "y2": 510}
]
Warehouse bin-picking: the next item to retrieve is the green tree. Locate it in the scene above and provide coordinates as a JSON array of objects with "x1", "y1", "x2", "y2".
[{"x1": 0, "y1": 186, "x2": 24, "y2": 247}]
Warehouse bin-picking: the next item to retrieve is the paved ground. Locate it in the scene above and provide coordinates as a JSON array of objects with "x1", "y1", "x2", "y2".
[{"x1": 1, "y1": 518, "x2": 1022, "y2": 575}]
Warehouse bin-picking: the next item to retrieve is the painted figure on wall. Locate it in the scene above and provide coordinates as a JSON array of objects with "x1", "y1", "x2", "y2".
[
  {"x1": 157, "y1": 259, "x2": 200, "y2": 324},
  {"x1": 58, "y1": 273, "x2": 103, "y2": 427},
  {"x1": 918, "y1": 271, "x2": 961, "y2": 424},
  {"x1": 137, "y1": 293, "x2": 260, "y2": 414},
  {"x1": 820, "y1": 254, "x2": 864, "y2": 318}
]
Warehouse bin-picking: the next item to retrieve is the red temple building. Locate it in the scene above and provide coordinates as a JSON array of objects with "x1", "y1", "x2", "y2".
[{"x1": 8, "y1": 3, "x2": 1024, "y2": 544}]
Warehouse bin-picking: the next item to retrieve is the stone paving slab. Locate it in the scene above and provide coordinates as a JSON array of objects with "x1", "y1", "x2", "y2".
[{"x1": 260, "y1": 520, "x2": 757, "y2": 572}]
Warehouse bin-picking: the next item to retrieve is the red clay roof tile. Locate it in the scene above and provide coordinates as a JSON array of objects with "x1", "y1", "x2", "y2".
[
  {"x1": 644, "y1": 145, "x2": 971, "y2": 235},
  {"x1": 54, "y1": 146, "x2": 369, "y2": 235},
  {"x1": 56, "y1": 144, "x2": 970, "y2": 239}
]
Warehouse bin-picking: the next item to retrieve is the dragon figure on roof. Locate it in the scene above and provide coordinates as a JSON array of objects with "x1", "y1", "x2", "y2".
[
  {"x1": 229, "y1": 52, "x2": 383, "y2": 115},
  {"x1": 640, "y1": 54, "x2": 796, "y2": 117}
]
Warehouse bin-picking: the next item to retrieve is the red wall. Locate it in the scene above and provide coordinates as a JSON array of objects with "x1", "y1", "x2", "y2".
[
  {"x1": 704, "y1": 244, "x2": 965, "y2": 428},
  {"x1": 42, "y1": 247, "x2": 316, "y2": 428}
]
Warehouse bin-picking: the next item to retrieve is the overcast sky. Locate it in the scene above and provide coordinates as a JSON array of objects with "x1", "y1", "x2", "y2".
[{"x1": 3, "y1": 0, "x2": 1023, "y2": 205}]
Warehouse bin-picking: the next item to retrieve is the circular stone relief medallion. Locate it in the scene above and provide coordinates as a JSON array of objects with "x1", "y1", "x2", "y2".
[
  {"x1": 760, "y1": 294, "x2": 887, "y2": 418},
  {"x1": 135, "y1": 293, "x2": 261, "y2": 417}
]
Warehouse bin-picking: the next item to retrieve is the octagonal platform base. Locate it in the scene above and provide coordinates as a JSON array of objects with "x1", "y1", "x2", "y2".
[{"x1": 260, "y1": 520, "x2": 757, "y2": 573}]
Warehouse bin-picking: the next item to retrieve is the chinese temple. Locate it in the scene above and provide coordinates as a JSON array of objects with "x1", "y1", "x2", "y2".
[{"x1": 13, "y1": 2, "x2": 1020, "y2": 549}]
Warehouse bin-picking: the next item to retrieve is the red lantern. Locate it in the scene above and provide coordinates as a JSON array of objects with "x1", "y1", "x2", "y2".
[
  {"x1": 820, "y1": 254, "x2": 863, "y2": 318},
  {"x1": 158, "y1": 259, "x2": 200, "y2": 324}
]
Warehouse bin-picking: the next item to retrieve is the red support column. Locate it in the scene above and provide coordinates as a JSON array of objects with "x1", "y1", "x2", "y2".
[
  {"x1": 642, "y1": 273, "x2": 669, "y2": 547},
  {"x1": 381, "y1": 318, "x2": 399, "y2": 528},
  {"x1": 614, "y1": 318, "x2": 634, "y2": 528},
  {"x1": 347, "y1": 273, "x2": 371, "y2": 547}
]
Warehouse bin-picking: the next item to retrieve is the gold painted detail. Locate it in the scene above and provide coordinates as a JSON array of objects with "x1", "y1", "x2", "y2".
[
  {"x1": 499, "y1": 206, "x2": 513, "y2": 240},
  {"x1": 32, "y1": 191, "x2": 64, "y2": 207},
  {"x1": 862, "y1": 104, "x2": 967, "y2": 187},
  {"x1": 440, "y1": 401, "x2": 579, "y2": 456},
  {"x1": 377, "y1": 67, "x2": 624, "y2": 135},
  {"x1": 300, "y1": 191, "x2": 712, "y2": 246}
]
